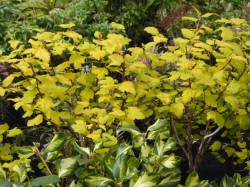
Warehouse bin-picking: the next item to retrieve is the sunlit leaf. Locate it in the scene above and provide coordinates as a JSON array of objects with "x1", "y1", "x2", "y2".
[
  {"x1": 27, "y1": 114, "x2": 43, "y2": 126},
  {"x1": 7, "y1": 128, "x2": 22, "y2": 137},
  {"x1": 111, "y1": 22, "x2": 125, "y2": 30},
  {"x1": 144, "y1": 27, "x2": 159, "y2": 35}
]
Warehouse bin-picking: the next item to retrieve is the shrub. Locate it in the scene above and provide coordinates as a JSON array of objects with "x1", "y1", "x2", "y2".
[{"x1": 0, "y1": 12, "x2": 250, "y2": 185}]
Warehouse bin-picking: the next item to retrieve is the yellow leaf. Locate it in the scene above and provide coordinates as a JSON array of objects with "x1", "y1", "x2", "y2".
[
  {"x1": 64, "y1": 30, "x2": 82, "y2": 43},
  {"x1": 153, "y1": 35, "x2": 167, "y2": 44},
  {"x1": 118, "y1": 81, "x2": 136, "y2": 94},
  {"x1": 217, "y1": 27, "x2": 234, "y2": 40},
  {"x1": 182, "y1": 16, "x2": 198, "y2": 22},
  {"x1": 102, "y1": 133, "x2": 118, "y2": 147},
  {"x1": 207, "y1": 111, "x2": 225, "y2": 127},
  {"x1": 94, "y1": 31, "x2": 102, "y2": 39},
  {"x1": 170, "y1": 103, "x2": 184, "y2": 118},
  {"x1": 92, "y1": 66, "x2": 108, "y2": 79},
  {"x1": 181, "y1": 29, "x2": 196, "y2": 39},
  {"x1": 157, "y1": 92, "x2": 171, "y2": 105},
  {"x1": 108, "y1": 53, "x2": 124, "y2": 66},
  {"x1": 35, "y1": 48, "x2": 50, "y2": 65},
  {"x1": 127, "y1": 107, "x2": 145, "y2": 120},
  {"x1": 89, "y1": 48, "x2": 106, "y2": 60},
  {"x1": 69, "y1": 53, "x2": 85, "y2": 69},
  {"x1": 0, "y1": 123, "x2": 9, "y2": 134},
  {"x1": 2, "y1": 74, "x2": 15, "y2": 87},
  {"x1": 7, "y1": 127, "x2": 23, "y2": 137},
  {"x1": 182, "y1": 89, "x2": 195, "y2": 103},
  {"x1": 0, "y1": 87, "x2": 5, "y2": 96},
  {"x1": 72, "y1": 120, "x2": 89, "y2": 135},
  {"x1": 111, "y1": 22, "x2": 125, "y2": 30},
  {"x1": 110, "y1": 108, "x2": 126, "y2": 118},
  {"x1": 87, "y1": 130, "x2": 102, "y2": 143},
  {"x1": 59, "y1": 23, "x2": 75, "y2": 29},
  {"x1": 160, "y1": 52, "x2": 178, "y2": 62},
  {"x1": 202, "y1": 13, "x2": 218, "y2": 18},
  {"x1": 27, "y1": 114, "x2": 43, "y2": 126},
  {"x1": 144, "y1": 27, "x2": 159, "y2": 35},
  {"x1": 8, "y1": 40, "x2": 20, "y2": 49}
]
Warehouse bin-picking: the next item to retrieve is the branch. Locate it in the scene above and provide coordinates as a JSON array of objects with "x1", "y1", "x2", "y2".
[{"x1": 170, "y1": 114, "x2": 189, "y2": 160}]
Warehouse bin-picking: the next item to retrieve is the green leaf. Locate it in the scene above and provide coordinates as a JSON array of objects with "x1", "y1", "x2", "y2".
[
  {"x1": 45, "y1": 132, "x2": 66, "y2": 152},
  {"x1": 144, "y1": 27, "x2": 159, "y2": 35},
  {"x1": 85, "y1": 176, "x2": 114, "y2": 187},
  {"x1": 155, "y1": 137, "x2": 176, "y2": 157},
  {"x1": 147, "y1": 118, "x2": 167, "y2": 132},
  {"x1": 31, "y1": 175, "x2": 60, "y2": 186},
  {"x1": 185, "y1": 172, "x2": 199, "y2": 187},
  {"x1": 73, "y1": 141, "x2": 91, "y2": 156},
  {"x1": 112, "y1": 153, "x2": 128, "y2": 181},
  {"x1": 210, "y1": 141, "x2": 222, "y2": 151},
  {"x1": 133, "y1": 173, "x2": 156, "y2": 187},
  {"x1": 116, "y1": 143, "x2": 132, "y2": 159},
  {"x1": 162, "y1": 154, "x2": 178, "y2": 168},
  {"x1": 117, "y1": 125, "x2": 141, "y2": 137},
  {"x1": 57, "y1": 157, "x2": 78, "y2": 178},
  {"x1": 158, "y1": 172, "x2": 181, "y2": 187},
  {"x1": 12, "y1": 164, "x2": 27, "y2": 182},
  {"x1": 220, "y1": 175, "x2": 235, "y2": 187},
  {"x1": 7, "y1": 127, "x2": 22, "y2": 137}
]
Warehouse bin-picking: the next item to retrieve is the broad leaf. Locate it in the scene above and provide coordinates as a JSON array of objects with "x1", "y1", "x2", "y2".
[
  {"x1": 57, "y1": 157, "x2": 78, "y2": 178},
  {"x1": 31, "y1": 175, "x2": 60, "y2": 186},
  {"x1": 45, "y1": 132, "x2": 66, "y2": 152}
]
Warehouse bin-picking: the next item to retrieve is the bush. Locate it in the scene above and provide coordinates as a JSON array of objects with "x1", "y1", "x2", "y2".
[{"x1": 0, "y1": 12, "x2": 250, "y2": 185}]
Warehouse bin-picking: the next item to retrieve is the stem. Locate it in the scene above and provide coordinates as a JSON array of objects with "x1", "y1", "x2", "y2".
[
  {"x1": 193, "y1": 124, "x2": 221, "y2": 171},
  {"x1": 33, "y1": 142, "x2": 53, "y2": 175},
  {"x1": 170, "y1": 114, "x2": 189, "y2": 161}
]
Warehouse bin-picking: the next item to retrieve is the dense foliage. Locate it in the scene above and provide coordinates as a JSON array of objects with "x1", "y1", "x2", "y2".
[{"x1": 0, "y1": 7, "x2": 250, "y2": 185}]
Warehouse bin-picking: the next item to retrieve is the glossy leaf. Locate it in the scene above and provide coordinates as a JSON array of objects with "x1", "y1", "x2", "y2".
[
  {"x1": 57, "y1": 157, "x2": 78, "y2": 178},
  {"x1": 31, "y1": 175, "x2": 60, "y2": 186},
  {"x1": 44, "y1": 132, "x2": 66, "y2": 152}
]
